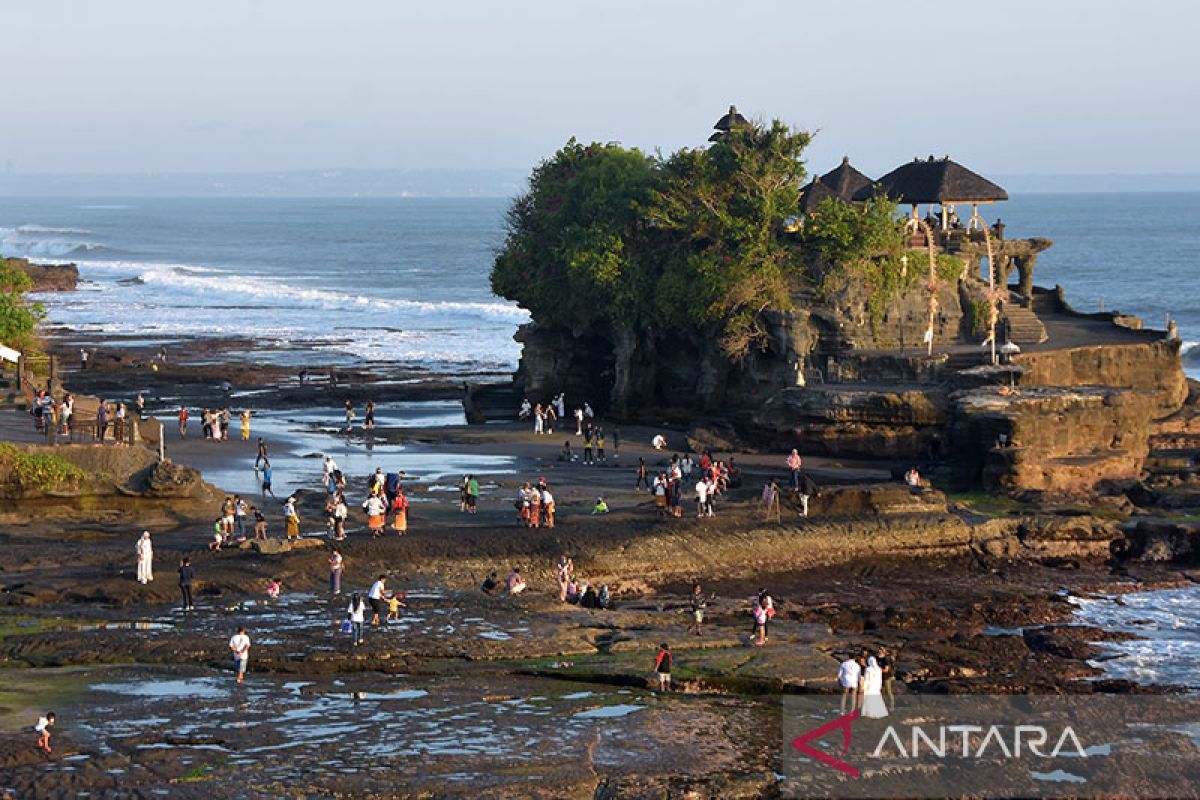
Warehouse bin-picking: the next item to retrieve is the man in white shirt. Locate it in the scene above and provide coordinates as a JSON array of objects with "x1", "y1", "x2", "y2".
[
  {"x1": 135, "y1": 531, "x2": 153, "y2": 584},
  {"x1": 695, "y1": 479, "x2": 709, "y2": 518},
  {"x1": 322, "y1": 455, "x2": 338, "y2": 490},
  {"x1": 229, "y1": 627, "x2": 251, "y2": 684},
  {"x1": 368, "y1": 575, "x2": 387, "y2": 625},
  {"x1": 838, "y1": 654, "x2": 864, "y2": 714}
]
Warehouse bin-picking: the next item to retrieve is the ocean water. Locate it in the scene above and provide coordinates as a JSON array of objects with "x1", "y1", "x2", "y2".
[
  {"x1": 0, "y1": 197, "x2": 525, "y2": 372},
  {"x1": 2, "y1": 193, "x2": 1197, "y2": 376},
  {"x1": 1071, "y1": 589, "x2": 1200, "y2": 689}
]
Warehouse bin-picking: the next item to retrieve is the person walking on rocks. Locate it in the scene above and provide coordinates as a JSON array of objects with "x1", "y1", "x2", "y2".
[
  {"x1": 329, "y1": 550, "x2": 344, "y2": 595},
  {"x1": 654, "y1": 643, "x2": 673, "y2": 692},
  {"x1": 284, "y1": 495, "x2": 301, "y2": 540},
  {"x1": 368, "y1": 575, "x2": 388, "y2": 625},
  {"x1": 838, "y1": 653, "x2": 863, "y2": 715},
  {"x1": 135, "y1": 531, "x2": 154, "y2": 584},
  {"x1": 786, "y1": 449, "x2": 802, "y2": 491},
  {"x1": 34, "y1": 712, "x2": 55, "y2": 754},
  {"x1": 465, "y1": 475, "x2": 479, "y2": 515},
  {"x1": 391, "y1": 486, "x2": 409, "y2": 535},
  {"x1": 178, "y1": 557, "x2": 195, "y2": 611},
  {"x1": 178, "y1": 407, "x2": 189, "y2": 439},
  {"x1": 346, "y1": 592, "x2": 366, "y2": 646},
  {"x1": 797, "y1": 471, "x2": 818, "y2": 518},
  {"x1": 229, "y1": 627, "x2": 251, "y2": 684},
  {"x1": 556, "y1": 554, "x2": 574, "y2": 603},
  {"x1": 255, "y1": 438, "x2": 268, "y2": 469},
  {"x1": 634, "y1": 458, "x2": 650, "y2": 492},
  {"x1": 686, "y1": 583, "x2": 710, "y2": 636},
  {"x1": 261, "y1": 460, "x2": 276, "y2": 499},
  {"x1": 363, "y1": 492, "x2": 387, "y2": 538}
]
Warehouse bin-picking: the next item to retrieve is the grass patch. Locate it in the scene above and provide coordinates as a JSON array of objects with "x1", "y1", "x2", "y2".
[
  {"x1": 946, "y1": 491, "x2": 1026, "y2": 517},
  {"x1": 0, "y1": 443, "x2": 87, "y2": 491}
]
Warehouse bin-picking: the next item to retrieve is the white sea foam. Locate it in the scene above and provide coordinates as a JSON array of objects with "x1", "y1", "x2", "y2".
[
  {"x1": 1071, "y1": 587, "x2": 1200, "y2": 688},
  {"x1": 56, "y1": 258, "x2": 529, "y2": 322},
  {"x1": 0, "y1": 226, "x2": 103, "y2": 258}
]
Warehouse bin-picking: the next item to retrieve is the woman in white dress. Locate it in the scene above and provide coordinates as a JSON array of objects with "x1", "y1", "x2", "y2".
[{"x1": 859, "y1": 656, "x2": 889, "y2": 718}]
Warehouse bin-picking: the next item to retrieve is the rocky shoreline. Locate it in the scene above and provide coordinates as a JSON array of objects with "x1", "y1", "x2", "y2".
[{"x1": 1, "y1": 328, "x2": 1198, "y2": 797}]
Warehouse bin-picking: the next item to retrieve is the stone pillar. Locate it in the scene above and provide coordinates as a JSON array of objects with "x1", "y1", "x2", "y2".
[{"x1": 1015, "y1": 254, "x2": 1039, "y2": 298}]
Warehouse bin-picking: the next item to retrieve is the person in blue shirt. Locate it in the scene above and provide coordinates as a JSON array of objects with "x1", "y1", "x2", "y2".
[{"x1": 261, "y1": 460, "x2": 275, "y2": 498}]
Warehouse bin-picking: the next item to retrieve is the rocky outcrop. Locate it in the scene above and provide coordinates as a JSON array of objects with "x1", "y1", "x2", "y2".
[
  {"x1": 7, "y1": 258, "x2": 78, "y2": 292},
  {"x1": 950, "y1": 386, "x2": 1158, "y2": 493}
]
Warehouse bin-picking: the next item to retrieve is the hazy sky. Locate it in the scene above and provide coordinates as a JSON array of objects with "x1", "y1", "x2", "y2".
[{"x1": 5, "y1": 0, "x2": 1195, "y2": 177}]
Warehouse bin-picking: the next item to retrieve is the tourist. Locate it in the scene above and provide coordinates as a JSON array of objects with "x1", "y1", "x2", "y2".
[
  {"x1": 505, "y1": 567, "x2": 526, "y2": 595},
  {"x1": 465, "y1": 475, "x2": 479, "y2": 514},
  {"x1": 261, "y1": 460, "x2": 275, "y2": 498},
  {"x1": 859, "y1": 657, "x2": 889, "y2": 718},
  {"x1": 322, "y1": 455, "x2": 339, "y2": 492},
  {"x1": 178, "y1": 558, "x2": 195, "y2": 611},
  {"x1": 583, "y1": 402, "x2": 594, "y2": 420},
  {"x1": 239, "y1": 409, "x2": 251, "y2": 440},
  {"x1": 134, "y1": 393, "x2": 144, "y2": 419},
  {"x1": 838, "y1": 653, "x2": 863, "y2": 714},
  {"x1": 176, "y1": 407, "x2": 189, "y2": 439},
  {"x1": 135, "y1": 531, "x2": 153, "y2": 584},
  {"x1": 458, "y1": 475, "x2": 470, "y2": 513},
  {"x1": 559, "y1": 440, "x2": 575, "y2": 462},
  {"x1": 582, "y1": 428, "x2": 593, "y2": 464},
  {"x1": 79, "y1": 347, "x2": 88, "y2": 370},
  {"x1": 346, "y1": 593, "x2": 366, "y2": 646},
  {"x1": 554, "y1": 392, "x2": 565, "y2": 419},
  {"x1": 96, "y1": 400, "x2": 109, "y2": 442},
  {"x1": 60, "y1": 393, "x2": 73, "y2": 436},
  {"x1": 565, "y1": 579, "x2": 580, "y2": 603},
  {"x1": 634, "y1": 458, "x2": 650, "y2": 492},
  {"x1": 333, "y1": 494, "x2": 348, "y2": 540},
  {"x1": 797, "y1": 471, "x2": 818, "y2": 518},
  {"x1": 686, "y1": 583, "x2": 709, "y2": 636},
  {"x1": 596, "y1": 428, "x2": 605, "y2": 462},
  {"x1": 233, "y1": 495, "x2": 247, "y2": 540},
  {"x1": 219, "y1": 407, "x2": 231, "y2": 441},
  {"x1": 757, "y1": 588, "x2": 775, "y2": 642},
  {"x1": 219, "y1": 496, "x2": 235, "y2": 536},
  {"x1": 252, "y1": 505, "x2": 267, "y2": 540},
  {"x1": 545, "y1": 403, "x2": 556, "y2": 434},
  {"x1": 878, "y1": 647, "x2": 896, "y2": 710},
  {"x1": 695, "y1": 476, "x2": 709, "y2": 518},
  {"x1": 209, "y1": 519, "x2": 224, "y2": 551},
  {"x1": 384, "y1": 470, "x2": 403, "y2": 508},
  {"x1": 391, "y1": 486, "x2": 409, "y2": 534},
  {"x1": 904, "y1": 466, "x2": 922, "y2": 488},
  {"x1": 369, "y1": 467, "x2": 385, "y2": 495},
  {"x1": 751, "y1": 597, "x2": 767, "y2": 646},
  {"x1": 556, "y1": 554, "x2": 574, "y2": 603},
  {"x1": 364, "y1": 399, "x2": 375, "y2": 431},
  {"x1": 540, "y1": 484, "x2": 555, "y2": 528},
  {"x1": 229, "y1": 627, "x2": 251, "y2": 684},
  {"x1": 653, "y1": 472, "x2": 668, "y2": 516},
  {"x1": 592, "y1": 496, "x2": 608, "y2": 514},
  {"x1": 574, "y1": 407, "x2": 584, "y2": 436},
  {"x1": 580, "y1": 583, "x2": 598, "y2": 608},
  {"x1": 343, "y1": 399, "x2": 355, "y2": 431},
  {"x1": 329, "y1": 550, "x2": 344, "y2": 594},
  {"x1": 368, "y1": 574, "x2": 388, "y2": 625},
  {"x1": 363, "y1": 492, "x2": 387, "y2": 538},
  {"x1": 533, "y1": 402, "x2": 544, "y2": 435},
  {"x1": 385, "y1": 591, "x2": 407, "y2": 623},
  {"x1": 597, "y1": 584, "x2": 611, "y2": 610},
  {"x1": 651, "y1": 434, "x2": 667, "y2": 450},
  {"x1": 266, "y1": 578, "x2": 282, "y2": 600},
  {"x1": 115, "y1": 402, "x2": 127, "y2": 444},
  {"x1": 654, "y1": 643, "x2": 672, "y2": 692},
  {"x1": 34, "y1": 712, "x2": 55, "y2": 754},
  {"x1": 669, "y1": 471, "x2": 683, "y2": 518},
  {"x1": 480, "y1": 572, "x2": 499, "y2": 594},
  {"x1": 255, "y1": 437, "x2": 268, "y2": 469},
  {"x1": 519, "y1": 398, "x2": 532, "y2": 419},
  {"x1": 284, "y1": 496, "x2": 301, "y2": 540}
]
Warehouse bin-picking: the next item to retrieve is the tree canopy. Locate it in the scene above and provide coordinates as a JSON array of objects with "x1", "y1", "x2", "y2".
[
  {"x1": 492, "y1": 118, "x2": 929, "y2": 358},
  {"x1": 0, "y1": 258, "x2": 44, "y2": 351}
]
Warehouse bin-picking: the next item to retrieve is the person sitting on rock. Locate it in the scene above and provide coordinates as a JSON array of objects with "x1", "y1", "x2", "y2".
[
  {"x1": 580, "y1": 583, "x2": 598, "y2": 609},
  {"x1": 481, "y1": 572, "x2": 499, "y2": 595},
  {"x1": 904, "y1": 467, "x2": 922, "y2": 488},
  {"x1": 559, "y1": 440, "x2": 575, "y2": 462},
  {"x1": 592, "y1": 497, "x2": 609, "y2": 514},
  {"x1": 597, "y1": 585, "x2": 611, "y2": 610},
  {"x1": 651, "y1": 434, "x2": 667, "y2": 450},
  {"x1": 565, "y1": 579, "x2": 580, "y2": 603},
  {"x1": 505, "y1": 568, "x2": 527, "y2": 596}
]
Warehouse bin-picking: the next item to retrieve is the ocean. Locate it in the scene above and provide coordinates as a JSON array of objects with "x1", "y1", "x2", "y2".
[
  {"x1": 1, "y1": 192, "x2": 1198, "y2": 377},
  {"x1": 0, "y1": 197, "x2": 525, "y2": 373}
]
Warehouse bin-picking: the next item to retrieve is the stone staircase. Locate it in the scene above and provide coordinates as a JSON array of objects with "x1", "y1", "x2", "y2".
[
  {"x1": 1002, "y1": 297, "x2": 1048, "y2": 344},
  {"x1": 0, "y1": 370, "x2": 27, "y2": 411}
]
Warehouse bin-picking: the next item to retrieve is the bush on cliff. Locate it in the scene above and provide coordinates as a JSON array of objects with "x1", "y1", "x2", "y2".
[
  {"x1": 0, "y1": 258, "x2": 45, "y2": 351},
  {"x1": 0, "y1": 443, "x2": 86, "y2": 492}
]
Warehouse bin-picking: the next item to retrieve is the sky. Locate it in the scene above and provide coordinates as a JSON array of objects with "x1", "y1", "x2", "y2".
[{"x1": 3, "y1": 0, "x2": 1197, "y2": 179}]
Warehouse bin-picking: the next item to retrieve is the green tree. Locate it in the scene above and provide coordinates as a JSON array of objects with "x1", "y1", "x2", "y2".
[
  {"x1": 0, "y1": 258, "x2": 44, "y2": 351},
  {"x1": 491, "y1": 139, "x2": 656, "y2": 331},
  {"x1": 646, "y1": 119, "x2": 812, "y2": 358}
]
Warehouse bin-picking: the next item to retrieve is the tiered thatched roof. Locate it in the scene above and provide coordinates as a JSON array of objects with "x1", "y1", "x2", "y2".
[
  {"x1": 853, "y1": 156, "x2": 1008, "y2": 204},
  {"x1": 814, "y1": 156, "x2": 873, "y2": 201}
]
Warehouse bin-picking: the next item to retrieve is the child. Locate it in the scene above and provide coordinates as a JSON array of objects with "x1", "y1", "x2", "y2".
[
  {"x1": 385, "y1": 592, "x2": 408, "y2": 623},
  {"x1": 34, "y1": 712, "x2": 55, "y2": 753},
  {"x1": 209, "y1": 518, "x2": 224, "y2": 551},
  {"x1": 266, "y1": 578, "x2": 282, "y2": 600},
  {"x1": 654, "y1": 643, "x2": 672, "y2": 692},
  {"x1": 592, "y1": 497, "x2": 609, "y2": 514}
]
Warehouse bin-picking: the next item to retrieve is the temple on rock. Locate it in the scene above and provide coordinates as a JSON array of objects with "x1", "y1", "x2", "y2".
[{"x1": 480, "y1": 106, "x2": 1189, "y2": 498}]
